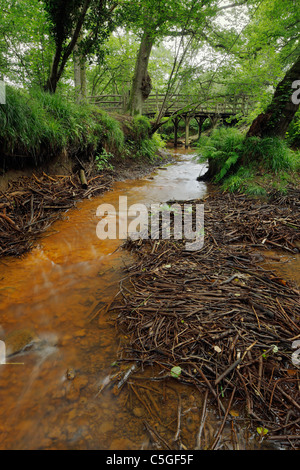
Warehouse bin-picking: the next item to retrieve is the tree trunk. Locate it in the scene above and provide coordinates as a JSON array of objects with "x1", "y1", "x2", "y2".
[
  {"x1": 247, "y1": 56, "x2": 300, "y2": 138},
  {"x1": 44, "y1": 0, "x2": 91, "y2": 94},
  {"x1": 127, "y1": 31, "x2": 153, "y2": 115},
  {"x1": 45, "y1": 43, "x2": 63, "y2": 93},
  {"x1": 74, "y1": 40, "x2": 87, "y2": 102}
]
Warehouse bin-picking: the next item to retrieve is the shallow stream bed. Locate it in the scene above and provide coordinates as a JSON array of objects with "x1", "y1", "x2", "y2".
[{"x1": 0, "y1": 148, "x2": 298, "y2": 450}]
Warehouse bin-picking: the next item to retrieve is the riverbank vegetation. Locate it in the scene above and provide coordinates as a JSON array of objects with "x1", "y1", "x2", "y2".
[
  {"x1": 1, "y1": 0, "x2": 299, "y2": 181},
  {"x1": 198, "y1": 127, "x2": 300, "y2": 196},
  {"x1": 0, "y1": 86, "x2": 165, "y2": 174},
  {"x1": 111, "y1": 190, "x2": 300, "y2": 449},
  {"x1": 0, "y1": 0, "x2": 299, "y2": 452}
]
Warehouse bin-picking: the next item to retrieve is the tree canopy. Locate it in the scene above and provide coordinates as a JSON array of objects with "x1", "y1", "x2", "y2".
[{"x1": 0, "y1": 0, "x2": 299, "y2": 137}]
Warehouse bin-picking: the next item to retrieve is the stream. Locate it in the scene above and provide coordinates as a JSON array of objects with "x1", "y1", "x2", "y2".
[{"x1": 0, "y1": 148, "x2": 298, "y2": 450}]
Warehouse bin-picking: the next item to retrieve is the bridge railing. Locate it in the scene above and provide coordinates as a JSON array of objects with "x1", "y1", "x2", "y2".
[
  {"x1": 142, "y1": 94, "x2": 252, "y2": 116},
  {"x1": 88, "y1": 93, "x2": 253, "y2": 116},
  {"x1": 89, "y1": 94, "x2": 125, "y2": 112}
]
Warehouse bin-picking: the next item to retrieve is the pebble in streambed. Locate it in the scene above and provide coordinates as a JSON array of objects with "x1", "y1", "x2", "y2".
[
  {"x1": 3, "y1": 328, "x2": 42, "y2": 357},
  {"x1": 2, "y1": 328, "x2": 58, "y2": 358}
]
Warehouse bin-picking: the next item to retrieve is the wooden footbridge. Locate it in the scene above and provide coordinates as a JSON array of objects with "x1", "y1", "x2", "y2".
[{"x1": 89, "y1": 92, "x2": 253, "y2": 147}]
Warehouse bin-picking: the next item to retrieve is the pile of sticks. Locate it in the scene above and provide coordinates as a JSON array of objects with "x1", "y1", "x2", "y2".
[
  {"x1": 0, "y1": 171, "x2": 112, "y2": 257},
  {"x1": 111, "y1": 191, "x2": 300, "y2": 449}
]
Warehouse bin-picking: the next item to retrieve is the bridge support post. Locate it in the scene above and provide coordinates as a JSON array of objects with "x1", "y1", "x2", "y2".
[
  {"x1": 195, "y1": 116, "x2": 206, "y2": 140},
  {"x1": 210, "y1": 115, "x2": 219, "y2": 130},
  {"x1": 184, "y1": 115, "x2": 191, "y2": 148},
  {"x1": 172, "y1": 116, "x2": 180, "y2": 148}
]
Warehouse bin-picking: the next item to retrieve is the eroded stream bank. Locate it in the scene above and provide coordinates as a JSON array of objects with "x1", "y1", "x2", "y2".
[{"x1": 0, "y1": 148, "x2": 299, "y2": 450}]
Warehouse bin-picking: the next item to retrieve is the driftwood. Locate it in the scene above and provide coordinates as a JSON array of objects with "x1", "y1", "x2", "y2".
[
  {"x1": 0, "y1": 171, "x2": 113, "y2": 257},
  {"x1": 110, "y1": 190, "x2": 300, "y2": 449},
  {"x1": 79, "y1": 169, "x2": 88, "y2": 189}
]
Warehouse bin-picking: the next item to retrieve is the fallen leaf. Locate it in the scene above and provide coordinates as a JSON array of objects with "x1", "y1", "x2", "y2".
[{"x1": 171, "y1": 366, "x2": 182, "y2": 378}]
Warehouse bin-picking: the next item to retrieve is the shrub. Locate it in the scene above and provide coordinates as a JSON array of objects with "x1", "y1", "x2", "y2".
[
  {"x1": 0, "y1": 86, "x2": 167, "y2": 172},
  {"x1": 132, "y1": 115, "x2": 151, "y2": 141},
  {"x1": 287, "y1": 110, "x2": 300, "y2": 148},
  {"x1": 132, "y1": 132, "x2": 165, "y2": 161},
  {"x1": 198, "y1": 127, "x2": 245, "y2": 182}
]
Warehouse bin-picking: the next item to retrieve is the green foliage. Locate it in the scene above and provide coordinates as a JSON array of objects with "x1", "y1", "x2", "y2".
[
  {"x1": 243, "y1": 185, "x2": 267, "y2": 197},
  {"x1": 42, "y1": 0, "x2": 115, "y2": 91},
  {"x1": 0, "y1": 86, "x2": 125, "y2": 166},
  {"x1": 132, "y1": 132, "x2": 165, "y2": 161},
  {"x1": 93, "y1": 108, "x2": 124, "y2": 153},
  {"x1": 42, "y1": 0, "x2": 84, "y2": 47},
  {"x1": 199, "y1": 127, "x2": 245, "y2": 182},
  {"x1": 0, "y1": 86, "x2": 165, "y2": 170},
  {"x1": 87, "y1": 32, "x2": 174, "y2": 97},
  {"x1": 221, "y1": 166, "x2": 254, "y2": 193},
  {"x1": 1, "y1": 0, "x2": 299, "y2": 174},
  {"x1": 0, "y1": 0, "x2": 53, "y2": 87},
  {"x1": 257, "y1": 427, "x2": 268, "y2": 436},
  {"x1": 118, "y1": 0, "x2": 218, "y2": 41},
  {"x1": 243, "y1": 136, "x2": 297, "y2": 172},
  {"x1": 170, "y1": 366, "x2": 182, "y2": 379},
  {"x1": 159, "y1": 118, "x2": 174, "y2": 136},
  {"x1": 132, "y1": 115, "x2": 151, "y2": 141},
  {"x1": 0, "y1": 86, "x2": 61, "y2": 160},
  {"x1": 31, "y1": 88, "x2": 99, "y2": 149},
  {"x1": 151, "y1": 132, "x2": 166, "y2": 150},
  {"x1": 198, "y1": 127, "x2": 299, "y2": 195},
  {"x1": 121, "y1": 115, "x2": 164, "y2": 161},
  {"x1": 287, "y1": 111, "x2": 300, "y2": 148}
]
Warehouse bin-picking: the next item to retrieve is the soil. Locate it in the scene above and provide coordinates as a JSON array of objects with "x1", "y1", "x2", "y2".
[{"x1": 108, "y1": 148, "x2": 174, "y2": 181}]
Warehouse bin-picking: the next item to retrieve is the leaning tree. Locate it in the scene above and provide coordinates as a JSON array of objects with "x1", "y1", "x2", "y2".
[{"x1": 247, "y1": 56, "x2": 300, "y2": 138}]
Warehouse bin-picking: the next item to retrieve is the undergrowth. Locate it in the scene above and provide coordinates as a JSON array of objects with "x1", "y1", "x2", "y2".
[
  {"x1": 287, "y1": 109, "x2": 300, "y2": 148},
  {"x1": 123, "y1": 115, "x2": 166, "y2": 162},
  {"x1": 198, "y1": 127, "x2": 300, "y2": 195}
]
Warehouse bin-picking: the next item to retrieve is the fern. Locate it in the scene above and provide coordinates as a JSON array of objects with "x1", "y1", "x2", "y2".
[{"x1": 215, "y1": 151, "x2": 241, "y2": 182}]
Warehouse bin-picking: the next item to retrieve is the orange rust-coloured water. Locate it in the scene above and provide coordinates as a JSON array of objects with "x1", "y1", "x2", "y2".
[
  {"x1": 0, "y1": 149, "x2": 298, "y2": 450},
  {"x1": 0, "y1": 150, "x2": 208, "y2": 450}
]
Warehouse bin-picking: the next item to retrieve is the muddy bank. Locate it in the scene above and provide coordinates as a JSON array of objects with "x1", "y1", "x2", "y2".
[
  {"x1": 0, "y1": 148, "x2": 173, "y2": 258},
  {"x1": 111, "y1": 191, "x2": 300, "y2": 450}
]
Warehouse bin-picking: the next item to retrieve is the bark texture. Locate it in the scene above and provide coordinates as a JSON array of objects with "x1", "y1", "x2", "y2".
[
  {"x1": 74, "y1": 41, "x2": 87, "y2": 102},
  {"x1": 247, "y1": 56, "x2": 300, "y2": 138},
  {"x1": 127, "y1": 32, "x2": 153, "y2": 115}
]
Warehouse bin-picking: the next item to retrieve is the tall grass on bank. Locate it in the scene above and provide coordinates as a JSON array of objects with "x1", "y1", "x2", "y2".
[
  {"x1": 0, "y1": 87, "x2": 162, "y2": 170},
  {"x1": 0, "y1": 87, "x2": 124, "y2": 167},
  {"x1": 198, "y1": 127, "x2": 299, "y2": 194},
  {"x1": 287, "y1": 109, "x2": 300, "y2": 148},
  {"x1": 122, "y1": 114, "x2": 166, "y2": 161}
]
